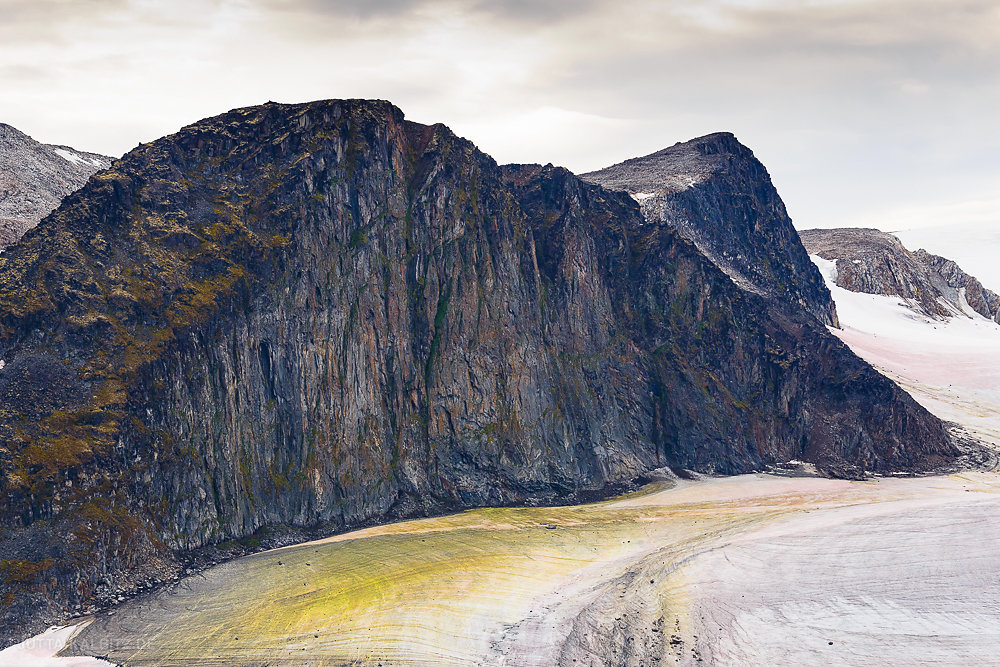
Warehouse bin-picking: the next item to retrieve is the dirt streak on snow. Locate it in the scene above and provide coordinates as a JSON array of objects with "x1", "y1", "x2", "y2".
[{"x1": 678, "y1": 478, "x2": 1000, "y2": 666}]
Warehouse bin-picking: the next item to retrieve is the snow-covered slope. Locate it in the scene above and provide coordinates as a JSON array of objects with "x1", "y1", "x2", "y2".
[
  {"x1": 0, "y1": 622, "x2": 111, "y2": 667},
  {"x1": 811, "y1": 253, "x2": 1000, "y2": 446}
]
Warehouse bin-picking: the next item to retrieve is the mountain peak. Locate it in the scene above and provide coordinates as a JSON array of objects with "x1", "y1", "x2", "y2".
[
  {"x1": 663, "y1": 131, "x2": 745, "y2": 159},
  {"x1": 581, "y1": 133, "x2": 837, "y2": 326},
  {"x1": 0, "y1": 122, "x2": 28, "y2": 139},
  {"x1": 580, "y1": 132, "x2": 746, "y2": 195}
]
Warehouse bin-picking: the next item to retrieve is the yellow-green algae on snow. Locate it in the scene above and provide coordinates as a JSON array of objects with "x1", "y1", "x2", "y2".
[{"x1": 64, "y1": 472, "x2": 1000, "y2": 666}]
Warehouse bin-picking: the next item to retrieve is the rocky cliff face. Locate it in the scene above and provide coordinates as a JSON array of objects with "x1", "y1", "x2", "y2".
[
  {"x1": 581, "y1": 133, "x2": 838, "y2": 327},
  {"x1": 0, "y1": 123, "x2": 113, "y2": 252},
  {"x1": 0, "y1": 100, "x2": 956, "y2": 644},
  {"x1": 801, "y1": 227, "x2": 1000, "y2": 322}
]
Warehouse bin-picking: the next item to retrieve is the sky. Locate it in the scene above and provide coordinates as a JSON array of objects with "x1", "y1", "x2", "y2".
[{"x1": 1, "y1": 0, "x2": 997, "y2": 230}]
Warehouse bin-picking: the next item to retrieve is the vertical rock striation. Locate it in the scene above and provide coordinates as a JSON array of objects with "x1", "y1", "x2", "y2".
[{"x1": 0, "y1": 100, "x2": 955, "y2": 645}]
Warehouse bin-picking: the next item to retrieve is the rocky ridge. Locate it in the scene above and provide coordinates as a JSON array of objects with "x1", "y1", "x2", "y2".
[
  {"x1": 0, "y1": 123, "x2": 113, "y2": 252},
  {"x1": 581, "y1": 132, "x2": 838, "y2": 327},
  {"x1": 0, "y1": 100, "x2": 956, "y2": 645},
  {"x1": 801, "y1": 227, "x2": 1000, "y2": 322}
]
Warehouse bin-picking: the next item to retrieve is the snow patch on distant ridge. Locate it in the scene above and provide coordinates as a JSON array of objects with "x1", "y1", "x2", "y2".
[
  {"x1": 52, "y1": 148, "x2": 87, "y2": 166},
  {"x1": 52, "y1": 148, "x2": 104, "y2": 168}
]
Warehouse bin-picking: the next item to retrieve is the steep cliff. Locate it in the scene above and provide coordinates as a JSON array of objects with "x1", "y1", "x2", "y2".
[
  {"x1": 0, "y1": 100, "x2": 956, "y2": 644},
  {"x1": 801, "y1": 227, "x2": 1000, "y2": 322},
  {"x1": 0, "y1": 123, "x2": 113, "y2": 251},
  {"x1": 581, "y1": 133, "x2": 838, "y2": 326}
]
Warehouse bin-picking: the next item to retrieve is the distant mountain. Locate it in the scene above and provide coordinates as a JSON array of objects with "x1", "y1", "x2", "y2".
[
  {"x1": 801, "y1": 227, "x2": 1000, "y2": 323},
  {"x1": 581, "y1": 133, "x2": 838, "y2": 326},
  {"x1": 893, "y1": 222, "x2": 1000, "y2": 297},
  {"x1": 0, "y1": 101, "x2": 955, "y2": 645},
  {"x1": 802, "y1": 226, "x2": 1000, "y2": 454},
  {"x1": 0, "y1": 123, "x2": 113, "y2": 251}
]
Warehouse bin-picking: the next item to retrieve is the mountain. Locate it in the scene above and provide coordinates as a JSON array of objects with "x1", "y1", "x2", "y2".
[
  {"x1": 0, "y1": 100, "x2": 956, "y2": 645},
  {"x1": 0, "y1": 123, "x2": 113, "y2": 252},
  {"x1": 802, "y1": 228, "x2": 1000, "y2": 452},
  {"x1": 581, "y1": 132, "x2": 838, "y2": 326},
  {"x1": 894, "y1": 221, "x2": 1000, "y2": 297},
  {"x1": 801, "y1": 227, "x2": 1000, "y2": 322}
]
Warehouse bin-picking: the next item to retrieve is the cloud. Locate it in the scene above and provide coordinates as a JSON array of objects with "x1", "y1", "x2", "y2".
[
  {"x1": 261, "y1": 0, "x2": 425, "y2": 20},
  {"x1": 259, "y1": 0, "x2": 601, "y2": 23},
  {"x1": 0, "y1": 0, "x2": 138, "y2": 43},
  {"x1": 0, "y1": 0, "x2": 996, "y2": 230},
  {"x1": 0, "y1": 63, "x2": 51, "y2": 82},
  {"x1": 453, "y1": 106, "x2": 629, "y2": 170},
  {"x1": 841, "y1": 195, "x2": 1000, "y2": 232}
]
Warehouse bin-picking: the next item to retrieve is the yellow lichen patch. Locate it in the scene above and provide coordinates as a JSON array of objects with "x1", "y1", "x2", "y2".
[
  {"x1": 13, "y1": 408, "x2": 119, "y2": 493},
  {"x1": 0, "y1": 558, "x2": 57, "y2": 585},
  {"x1": 117, "y1": 327, "x2": 175, "y2": 378},
  {"x1": 1, "y1": 286, "x2": 54, "y2": 319},
  {"x1": 166, "y1": 265, "x2": 247, "y2": 329},
  {"x1": 267, "y1": 234, "x2": 292, "y2": 248}
]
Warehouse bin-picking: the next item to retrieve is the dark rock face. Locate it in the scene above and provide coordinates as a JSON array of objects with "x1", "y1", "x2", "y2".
[
  {"x1": 581, "y1": 132, "x2": 838, "y2": 327},
  {"x1": 0, "y1": 123, "x2": 113, "y2": 251},
  {"x1": 0, "y1": 100, "x2": 955, "y2": 644},
  {"x1": 801, "y1": 227, "x2": 1000, "y2": 322}
]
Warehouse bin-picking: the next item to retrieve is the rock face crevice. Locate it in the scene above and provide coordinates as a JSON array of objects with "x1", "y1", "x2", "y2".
[
  {"x1": 0, "y1": 100, "x2": 955, "y2": 645},
  {"x1": 801, "y1": 227, "x2": 1000, "y2": 322}
]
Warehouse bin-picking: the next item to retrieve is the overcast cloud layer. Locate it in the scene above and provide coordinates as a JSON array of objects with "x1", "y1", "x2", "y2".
[{"x1": 1, "y1": 0, "x2": 997, "y2": 229}]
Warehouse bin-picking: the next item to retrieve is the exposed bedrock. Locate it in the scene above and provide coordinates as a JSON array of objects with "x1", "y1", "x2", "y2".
[
  {"x1": 801, "y1": 226, "x2": 1000, "y2": 322},
  {"x1": 582, "y1": 132, "x2": 838, "y2": 327}
]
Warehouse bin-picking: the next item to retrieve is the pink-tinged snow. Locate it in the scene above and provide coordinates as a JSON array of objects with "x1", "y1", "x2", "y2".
[
  {"x1": 0, "y1": 623, "x2": 113, "y2": 667},
  {"x1": 811, "y1": 254, "x2": 1000, "y2": 446}
]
